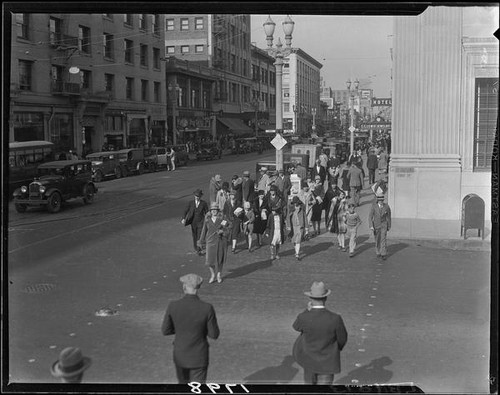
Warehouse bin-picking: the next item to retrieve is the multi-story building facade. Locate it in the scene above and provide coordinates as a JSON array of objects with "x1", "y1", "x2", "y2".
[
  {"x1": 282, "y1": 49, "x2": 322, "y2": 137},
  {"x1": 389, "y1": 6, "x2": 498, "y2": 239},
  {"x1": 10, "y1": 13, "x2": 167, "y2": 155},
  {"x1": 163, "y1": 14, "x2": 255, "y2": 139}
]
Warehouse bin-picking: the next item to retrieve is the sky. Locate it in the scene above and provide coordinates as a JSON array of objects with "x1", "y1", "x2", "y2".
[{"x1": 251, "y1": 14, "x2": 394, "y2": 98}]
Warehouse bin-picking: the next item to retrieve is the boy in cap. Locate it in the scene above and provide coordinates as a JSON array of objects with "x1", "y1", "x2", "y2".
[
  {"x1": 51, "y1": 347, "x2": 91, "y2": 383},
  {"x1": 292, "y1": 281, "x2": 348, "y2": 385},
  {"x1": 368, "y1": 194, "x2": 392, "y2": 260},
  {"x1": 162, "y1": 273, "x2": 220, "y2": 384}
]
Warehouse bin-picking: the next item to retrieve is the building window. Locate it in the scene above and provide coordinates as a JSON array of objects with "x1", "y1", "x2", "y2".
[
  {"x1": 473, "y1": 77, "x2": 498, "y2": 171},
  {"x1": 166, "y1": 18, "x2": 174, "y2": 31},
  {"x1": 105, "y1": 73, "x2": 114, "y2": 93},
  {"x1": 181, "y1": 45, "x2": 189, "y2": 54},
  {"x1": 180, "y1": 18, "x2": 189, "y2": 30},
  {"x1": 139, "y1": 14, "x2": 147, "y2": 30},
  {"x1": 154, "y1": 82, "x2": 161, "y2": 102},
  {"x1": 153, "y1": 47, "x2": 160, "y2": 69},
  {"x1": 18, "y1": 60, "x2": 32, "y2": 90},
  {"x1": 80, "y1": 69, "x2": 91, "y2": 89},
  {"x1": 152, "y1": 14, "x2": 160, "y2": 35},
  {"x1": 195, "y1": 17, "x2": 203, "y2": 30},
  {"x1": 103, "y1": 33, "x2": 114, "y2": 59},
  {"x1": 231, "y1": 54, "x2": 236, "y2": 72},
  {"x1": 51, "y1": 114, "x2": 74, "y2": 151},
  {"x1": 124, "y1": 14, "x2": 133, "y2": 26},
  {"x1": 195, "y1": 45, "x2": 204, "y2": 53},
  {"x1": 49, "y1": 17, "x2": 62, "y2": 46},
  {"x1": 140, "y1": 44, "x2": 148, "y2": 67},
  {"x1": 141, "y1": 79, "x2": 149, "y2": 101},
  {"x1": 126, "y1": 77, "x2": 134, "y2": 100},
  {"x1": 16, "y1": 13, "x2": 29, "y2": 39},
  {"x1": 124, "y1": 39, "x2": 133, "y2": 63},
  {"x1": 78, "y1": 25, "x2": 91, "y2": 54},
  {"x1": 51, "y1": 65, "x2": 64, "y2": 82},
  {"x1": 166, "y1": 46, "x2": 175, "y2": 54},
  {"x1": 203, "y1": 90, "x2": 208, "y2": 108}
]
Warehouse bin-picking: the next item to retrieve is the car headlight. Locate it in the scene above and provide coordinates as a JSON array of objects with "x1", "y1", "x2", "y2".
[
  {"x1": 39, "y1": 186, "x2": 46, "y2": 193},
  {"x1": 21, "y1": 186, "x2": 27, "y2": 193}
]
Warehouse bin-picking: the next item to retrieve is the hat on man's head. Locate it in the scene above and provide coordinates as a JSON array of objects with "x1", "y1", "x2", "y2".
[
  {"x1": 270, "y1": 184, "x2": 278, "y2": 192},
  {"x1": 210, "y1": 202, "x2": 220, "y2": 211},
  {"x1": 304, "y1": 281, "x2": 331, "y2": 299},
  {"x1": 232, "y1": 175, "x2": 239, "y2": 181},
  {"x1": 51, "y1": 347, "x2": 92, "y2": 378},
  {"x1": 243, "y1": 170, "x2": 250, "y2": 177},
  {"x1": 315, "y1": 175, "x2": 321, "y2": 181},
  {"x1": 257, "y1": 189, "x2": 265, "y2": 196},
  {"x1": 193, "y1": 189, "x2": 203, "y2": 197},
  {"x1": 180, "y1": 273, "x2": 203, "y2": 289},
  {"x1": 291, "y1": 196, "x2": 303, "y2": 206}
]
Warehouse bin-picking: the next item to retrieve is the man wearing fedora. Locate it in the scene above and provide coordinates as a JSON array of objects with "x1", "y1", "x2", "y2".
[
  {"x1": 182, "y1": 189, "x2": 209, "y2": 255},
  {"x1": 51, "y1": 347, "x2": 91, "y2": 383},
  {"x1": 241, "y1": 170, "x2": 255, "y2": 206},
  {"x1": 162, "y1": 273, "x2": 220, "y2": 384},
  {"x1": 292, "y1": 282, "x2": 348, "y2": 385},
  {"x1": 368, "y1": 194, "x2": 392, "y2": 260}
]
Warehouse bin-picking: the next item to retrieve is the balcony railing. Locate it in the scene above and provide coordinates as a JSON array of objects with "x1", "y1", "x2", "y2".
[{"x1": 51, "y1": 81, "x2": 81, "y2": 95}]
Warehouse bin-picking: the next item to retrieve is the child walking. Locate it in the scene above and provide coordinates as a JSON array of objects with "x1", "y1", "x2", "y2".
[
  {"x1": 336, "y1": 194, "x2": 349, "y2": 251},
  {"x1": 345, "y1": 203, "x2": 362, "y2": 257}
]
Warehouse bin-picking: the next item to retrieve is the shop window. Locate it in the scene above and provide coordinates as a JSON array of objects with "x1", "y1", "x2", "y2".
[{"x1": 19, "y1": 60, "x2": 32, "y2": 90}]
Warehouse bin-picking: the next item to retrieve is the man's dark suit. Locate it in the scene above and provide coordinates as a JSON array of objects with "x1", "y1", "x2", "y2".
[
  {"x1": 311, "y1": 165, "x2": 327, "y2": 185},
  {"x1": 162, "y1": 294, "x2": 220, "y2": 383},
  {"x1": 293, "y1": 308, "x2": 348, "y2": 383},
  {"x1": 183, "y1": 199, "x2": 209, "y2": 251},
  {"x1": 242, "y1": 177, "x2": 256, "y2": 203}
]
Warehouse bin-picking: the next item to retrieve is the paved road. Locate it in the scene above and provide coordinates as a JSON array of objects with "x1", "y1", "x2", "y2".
[{"x1": 7, "y1": 151, "x2": 490, "y2": 393}]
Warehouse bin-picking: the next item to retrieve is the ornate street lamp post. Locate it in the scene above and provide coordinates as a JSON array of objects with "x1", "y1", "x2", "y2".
[
  {"x1": 346, "y1": 78, "x2": 359, "y2": 155},
  {"x1": 263, "y1": 15, "x2": 295, "y2": 171},
  {"x1": 311, "y1": 107, "x2": 317, "y2": 135}
]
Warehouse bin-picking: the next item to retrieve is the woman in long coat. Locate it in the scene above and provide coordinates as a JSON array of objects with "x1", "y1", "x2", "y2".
[
  {"x1": 198, "y1": 202, "x2": 230, "y2": 284},
  {"x1": 252, "y1": 189, "x2": 267, "y2": 246},
  {"x1": 223, "y1": 190, "x2": 243, "y2": 253},
  {"x1": 310, "y1": 176, "x2": 325, "y2": 236},
  {"x1": 265, "y1": 206, "x2": 286, "y2": 260}
]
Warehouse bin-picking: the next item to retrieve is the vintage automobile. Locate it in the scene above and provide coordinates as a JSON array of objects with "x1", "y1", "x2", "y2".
[
  {"x1": 147, "y1": 146, "x2": 169, "y2": 170},
  {"x1": 12, "y1": 160, "x2": 97, "y2": 213},
  {"x1": 196, "y1": 143, "x2": 222, "y2": 161},
  {"x1": 86, "y1": 151, "x2": 125, "y2": 182},
  {"x1": 115, "y1": 148, "x2": 155, "y2": 175}
]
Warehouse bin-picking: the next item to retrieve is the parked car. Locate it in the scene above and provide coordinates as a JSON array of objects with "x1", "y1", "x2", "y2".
[
  {"x1": 196, "y1": 143, "x2": 222, "y2": 161},
  {"x1": 115, "y1": 148, "x2": 149, "y2": 176},
  {"x1": 148, "y1": 147, "x2": 169, "y2": 170},
  {"x1": 12, "y1": 160, "x2": 97, "y2": 213},
  {"x1": 86, "y1": 151, "x2": 125, "y2": 182},
  {"x1": 170, "y1": 145, "x2": 189, "y2": 167}
]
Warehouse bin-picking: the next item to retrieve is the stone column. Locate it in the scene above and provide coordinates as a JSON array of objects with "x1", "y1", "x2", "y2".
[{"x1": 389, "y1": 7, "x2": 463, "y2": 238}]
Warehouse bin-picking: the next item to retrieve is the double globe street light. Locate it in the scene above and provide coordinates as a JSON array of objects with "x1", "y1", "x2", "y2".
[{"x1": 263, "y1": 15, "x2": 295, "y2": 172}]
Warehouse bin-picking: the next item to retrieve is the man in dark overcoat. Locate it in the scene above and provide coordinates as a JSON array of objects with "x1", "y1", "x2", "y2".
[
  {"x1": 292, "y1": 281, "x2": 348, "y2": 385},
  {"x1": 162, "y1": 273, "x2": 220, "y2": 384},
  {"x1": 241, "y1": 170, "x2": 256, "y2": 205},
  {"x1": 182, "y1": 189, "x2": 209, "y2": 255},
  {"x1": 366, "y1": 149, "x2": 379, "y2": 185},
  {"x1": 368, "y1": 194, "x2": 392, "y2": 260},
  {"x1": 311, "y1": 159, "x2": 327, "y2": 185}
]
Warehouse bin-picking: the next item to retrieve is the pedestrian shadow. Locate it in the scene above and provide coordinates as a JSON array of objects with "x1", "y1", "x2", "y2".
[
  {"x1": 243, "y1": 355, "x2": 299, "y2": 384},
  {"x1": 303, "y1": 242, "x2": 333, "y2": 257},
  {"x1": 224, "y1": 258, "x2": 273, "y2": 279},
  {"x1": 387, "y1": 242, "x2": 409, "y2": 256},
  {"x1": 335, "y1": 356, "x2": 393, "y2": 385}
]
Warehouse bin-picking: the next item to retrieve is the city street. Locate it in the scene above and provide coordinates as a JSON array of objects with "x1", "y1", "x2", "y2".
[{"x1": 7, "y1": 151, "x2": 490, "y2": 393}]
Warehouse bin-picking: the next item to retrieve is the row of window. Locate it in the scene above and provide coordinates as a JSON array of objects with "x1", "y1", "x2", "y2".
[
  {"x1": 251, "y1": 64, "x2": 276, "y2": 86},
  {"x1": 166, "y1": 44, "x2": 205, "y2": 55},
  {"x1": 166, "y1": 17, "x2": 204, "y2": 31}
]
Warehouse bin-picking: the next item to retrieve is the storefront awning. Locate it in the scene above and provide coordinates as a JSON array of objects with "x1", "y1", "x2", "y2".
[{"x1": 218, "y1": 117, "x2": 253, "y2": 135}]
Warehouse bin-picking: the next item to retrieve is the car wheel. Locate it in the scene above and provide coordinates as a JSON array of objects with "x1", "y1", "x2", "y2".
[
  {"x1": 138, "y1": 163, "x2": 144, "y2": 175},
  {"x1": 122, "y1": 167, "x2": 129, "y2": 177},
  {"x1": 115, "y1": 167, "x2": 122, "y2": 179},
  {"x1": 83, "y1": 185, "x2": 95, "y2": 204},
  {"x1": 47, "y1": 192, "x2": 62, "y2": 213},
  {"x1": 15, "y1": 203, "x2": 27, "y2": 213},
  {"x1": 95, "y1": 170, "x2": 104, "y2": 183}
]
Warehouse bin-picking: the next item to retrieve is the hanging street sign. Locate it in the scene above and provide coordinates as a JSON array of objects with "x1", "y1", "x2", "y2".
[
  {"x1": 265, "y1": 129, "x2": 276, "y2": 134},
  {"x1": 372, "y1": 98, "x2": 392, "y2": 106},
  {"x1": 271, "y1": 133, "x2": 287, "y2": 151}
]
